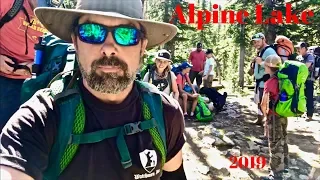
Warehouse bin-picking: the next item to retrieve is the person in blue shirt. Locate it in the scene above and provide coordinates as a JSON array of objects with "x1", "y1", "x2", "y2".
[
  {"x1": 295, "y1": 42, "x2": 315, "y2": 120},
  {"x1": 251, "y1": 33, "x2": 277, "y2": 126}
]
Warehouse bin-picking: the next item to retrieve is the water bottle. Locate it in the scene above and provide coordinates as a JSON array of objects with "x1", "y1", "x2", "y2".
[
  {"x1": 279, "y1": 91, "x2": 288, "y2": 101},
  {"x1": 32, "y1": 37, "x2": 45, "y2": 76}
]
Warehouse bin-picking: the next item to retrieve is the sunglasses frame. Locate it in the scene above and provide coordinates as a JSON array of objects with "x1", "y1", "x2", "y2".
[{"x1": 75, "y1": 22, "x2": 145, "y2": 46}]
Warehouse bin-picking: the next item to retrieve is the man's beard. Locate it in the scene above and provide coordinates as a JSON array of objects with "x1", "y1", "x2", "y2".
[{"x1": 79, "y1": 56, "x2": 136, "y2": 94}]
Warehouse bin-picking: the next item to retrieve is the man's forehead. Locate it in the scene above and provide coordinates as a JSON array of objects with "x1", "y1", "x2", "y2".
[
  {"x1": 252, "y1": 39, "x2": 262, "y2": 43},
  {"x1": 79, "y1": 14, "x2": 140, "y2": 28}
]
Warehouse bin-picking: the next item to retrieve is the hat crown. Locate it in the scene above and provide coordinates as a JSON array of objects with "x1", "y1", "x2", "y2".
[
  {"x1": 157, "y1": 49, "x2": 171, "y2": 60},
  {"x1": 76, "y1": 0, "x2": 143, "y2": 19}
]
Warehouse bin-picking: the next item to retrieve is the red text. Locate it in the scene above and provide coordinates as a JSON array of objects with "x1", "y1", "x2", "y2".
[
  {"x1": 170, "y1": 3, "x2": 314, "y2": 30},
  {"x1": 229, "y1": 156, "x2": 266, "y2": 169}
]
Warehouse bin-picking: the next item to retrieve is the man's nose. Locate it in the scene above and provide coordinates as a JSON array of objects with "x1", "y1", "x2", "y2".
[{"x1": 100, "y1": 32, "x2": 117, "y2": 57}]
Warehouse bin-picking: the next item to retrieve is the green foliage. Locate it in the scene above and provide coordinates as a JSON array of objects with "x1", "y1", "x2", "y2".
[{"x1": 64, "y1": 0, "x2": 320, "y2": 92}]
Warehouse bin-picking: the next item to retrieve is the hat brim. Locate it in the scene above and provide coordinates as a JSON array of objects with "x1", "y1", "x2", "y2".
[
  {"x1": 34, "y1": 7, "x2": 178, "y2": 49},
  {"x1": 265, "y1": 62, "x2": 280, "y2": 68},
  {"x1": 155, "y1": 56, "x2": 172, "y2": 62},
  {"x1": 252, "y1": 38, "x2": 262, "y2": 41}
]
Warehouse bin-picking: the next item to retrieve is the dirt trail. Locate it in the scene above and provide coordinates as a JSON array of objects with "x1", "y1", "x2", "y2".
[{"x1": 182, "y1": 91, "x2": 320, "y2": 180}]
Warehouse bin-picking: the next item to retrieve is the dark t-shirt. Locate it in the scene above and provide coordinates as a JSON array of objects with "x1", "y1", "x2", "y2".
[{"x1": 0, "y1": 81, "x2": 185, "y2": 180}]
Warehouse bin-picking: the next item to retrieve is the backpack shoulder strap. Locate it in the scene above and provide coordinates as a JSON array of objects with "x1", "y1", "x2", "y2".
[
  {"x1": 137, "y1": 81, "x2": 167, "y2": 166},
  {"x1": 0, "y1": 0, "x2": 24, "y2": 28},
  {"x1": 167, "y1": 71, "x2": 172, "y2": 93},
  {"x1": 258, "y1": 45, "x2": 271, "y2": 58},
  {"x1": 43, "y1": 74, "x2": 85, "y2": 180}
]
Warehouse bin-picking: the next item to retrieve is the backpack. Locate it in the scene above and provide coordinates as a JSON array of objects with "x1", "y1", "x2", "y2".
[
  {"x1": 313, "y1": 54, "x2": 320, "y2": 80},
  {"x1": 259, "y1": 35, "x2": 295, "y2": 60},
  {"x1": 148, "y1": 67, "x2": 172, "y2": 93},
  {"x1": 273, "y1": 60, "x2": 308, "y2": 117},
  {"x1": 171, "y1": 63, "x2": 182, "y2": 75},
  {"x1": 21, "y1": 33, "x2": 77, "y2": 103},
  {"x1": 199, "y1": 87, "x2": 227, "y2": 112},
  {"x1": 194, "y1": 96, "x2": 213, "y2": 122},
  {"x1": 20, "y1": 35, "x2": 168, "y2": 179}
]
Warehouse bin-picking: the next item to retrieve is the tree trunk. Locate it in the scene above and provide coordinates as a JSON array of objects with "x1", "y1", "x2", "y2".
[
  {"x1": 163, "y1": 0, "x2": 177, "y2": 59},
  {"x1": 264, "y1": 0, "x2": 276, "y2": 44},
  {"x1": 238, "y1": 22, "x2": 245, "y2": 88},
  {"x1": 238, "y1": 5, "x2": 246, "y2": 88}
]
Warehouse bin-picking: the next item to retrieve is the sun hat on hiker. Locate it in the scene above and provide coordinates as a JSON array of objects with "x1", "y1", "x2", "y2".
[
  {"x1": 155, "y1": 49, "x2": 172, "y2": 62},
  {"x1": 265, "y1": 54, "x2": 282, "y2": 68},
  {"x1": 251, "y1": 32, "x2": 265, "y2": 41},
  {"x1": 34, "y1": 0, "x2": 178, "y2": 49}
]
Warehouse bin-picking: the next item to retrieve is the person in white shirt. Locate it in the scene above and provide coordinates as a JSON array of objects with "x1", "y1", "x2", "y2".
[
  {"x1": 202, "y1": 49, "x2": 216, "y2": 87},
  {"x1": 143, "y1": 49, "x2": 179, "y2": 100}
]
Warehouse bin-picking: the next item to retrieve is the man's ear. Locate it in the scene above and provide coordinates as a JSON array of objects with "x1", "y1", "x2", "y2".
[
  {"x1": 140, "y1": 39, "x2": 148, "y2": 57},
  {"x1": 71, "y1": 33, "x2": 78, "y2": 51}
]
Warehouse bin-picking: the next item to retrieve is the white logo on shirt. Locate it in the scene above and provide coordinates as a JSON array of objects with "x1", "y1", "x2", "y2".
[{"x1": 139, "y1": 149, "x2": 157, "y2": 173}]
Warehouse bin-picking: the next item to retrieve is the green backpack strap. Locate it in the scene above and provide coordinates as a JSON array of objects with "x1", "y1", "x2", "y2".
[
  {"x1": 137, "y1": 81, "x2": 167, "y2": 167},
  {"x1": 44, "y1": 79, "x2": 167, "y2": 179},
  {"x1": 43, "y1": 72, "x2": 85, "y2": 180}
]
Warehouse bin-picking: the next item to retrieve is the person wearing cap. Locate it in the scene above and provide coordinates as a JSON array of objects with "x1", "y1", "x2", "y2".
[
  {"x1": 251, "y1": 32, "x2": 277, "y2": 126},
  {"x1": 0, "y1": 0, "x2": 52, "y2": 130},
  {"x1": 202, "y1": 49, "x2": 216, "y2": 88},
  {"x1": 295, "y1": 42, "x2": 315, "y2": 120},
  {"x1": 0, "y1": 0, "x2": 187, "y2": 179},
  {"x1": 259, "y1": 54, "x2": 289, "y2": 180},
  {"x1": 176, "y1": 62, "x2": 199, "y2": 117},
  {"x1": 143, "y1": 49, "x2": 179, "y2": 100},
  {"x1": 188, "y1": 42, "x2": 206, "y2": 88}
]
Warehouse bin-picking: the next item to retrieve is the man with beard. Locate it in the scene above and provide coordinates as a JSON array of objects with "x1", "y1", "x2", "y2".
[
  {"x1": 0, "y1": 0, "x2": 187, "y2": 180},
  {"x1": 188, "y1": 42, "x2": 206, "y2": 88},
  {"x1": 251, "y1": 33, "x2": 277, "y2": 147},
  {"x1": 251, "y1": 33, "x2": 277, "y2": 125}
]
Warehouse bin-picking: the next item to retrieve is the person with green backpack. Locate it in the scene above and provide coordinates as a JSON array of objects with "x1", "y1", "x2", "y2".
[
  {"x1": 0, "y1": 0, "x2": 187, "y2": 180},
  {"x1": 258, "y1": 54, "x2": 308, "y2": 179}
]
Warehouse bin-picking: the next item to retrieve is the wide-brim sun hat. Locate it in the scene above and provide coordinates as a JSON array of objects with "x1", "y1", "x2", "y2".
[{"x1": 34, "y1": 0, "x2": 178, "y2": 49}]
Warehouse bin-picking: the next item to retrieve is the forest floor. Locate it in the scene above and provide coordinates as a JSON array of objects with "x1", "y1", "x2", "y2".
[{"x1": 182, "y1": 83, "x2": 320, "y2": 180}]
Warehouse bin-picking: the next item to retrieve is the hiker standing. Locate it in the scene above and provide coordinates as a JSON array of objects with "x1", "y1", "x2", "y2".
[
  {"x1": 0, "y1": 0, "x2": 187, "y2": 179},
  {"x1": 295, "y1": 42, "x2": 315, "y2": 121},
  {"x1": 258, "y1": 55, "x2": 289, "y2": 180},
  {"x1": 0, "y1": 0, "x2": 49, "y2": 129},
  {"x1": 202, "y1": 49, "x2": 216, "y2": 88},
  {"x1": 176, "y1": 62, "x2": 199, "y2": 117},
  {"x1": 143, "y1": 49, "x2": 179, "y2": 101},
  {"x1": 188, "y1": 42, "x2": 206, "y2": 88},
  {"x1": 251, "y1": 33, "x2": 277, "y2": 126}
]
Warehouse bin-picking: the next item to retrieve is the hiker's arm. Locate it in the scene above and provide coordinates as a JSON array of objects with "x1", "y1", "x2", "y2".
[
  {"x1": 0, "y1": 89, "x2": 58, "y2": 180},
  {"x1": 177, "y1": 83, "x2": 187, "y2": 94},
  {"x1": 306, "y1": 55, "x2": 314, "y2": 68},
  {"x1": 0, "y1": 166, "x2": 34, "y2": 180},
  {"x1": 161, "y1": 150, "x2": 186, "y2": 180},
  {"x1": 305, "y1": 62, "x2": 312, "y2": 68},
  {"x1": 261, "y1": 91, "x2": 269, "y2": 117},
  {"x1": 161, "y1": 98, "x2": 186, "y2": 179},
  {"x1": 171, "y1": 75, "x2": 179, "y2": 101}
]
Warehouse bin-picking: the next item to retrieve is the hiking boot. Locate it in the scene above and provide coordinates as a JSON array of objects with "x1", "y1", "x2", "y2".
[
  {"x1": 306, "y1": 116, "x2": 313, "y2": 121},
  {"x1": 251, "y1": 115, "x2": 264, "y2": 126}
]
